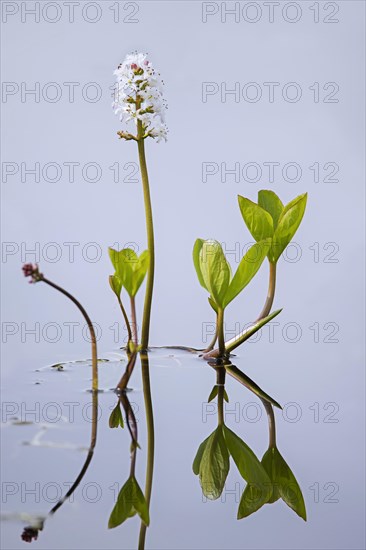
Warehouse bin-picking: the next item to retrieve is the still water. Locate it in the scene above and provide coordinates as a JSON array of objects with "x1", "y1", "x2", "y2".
[{"x1": 1, "y1": 345, "x2": 364, "y2": 550}]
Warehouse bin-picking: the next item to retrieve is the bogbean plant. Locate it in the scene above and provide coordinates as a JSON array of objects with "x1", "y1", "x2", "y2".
[
  {"x1": 111, "y1": 51, "x2": 168, "y2": 352},
  {"x1": 22, "y1": 52, "x2": 308, "y2": 538},
  {"x1": 192, "y1": 190, "x2": 307, "y2": 521}
]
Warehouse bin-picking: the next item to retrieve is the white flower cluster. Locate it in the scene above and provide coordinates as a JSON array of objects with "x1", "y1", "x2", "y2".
[{"x1": 113, "y1": 52, "x2": 168, "y2": 142}]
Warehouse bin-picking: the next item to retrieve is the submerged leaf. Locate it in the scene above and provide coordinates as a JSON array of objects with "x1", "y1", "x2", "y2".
[
  {"x1": 192, "y1": 435, "x2": 210, "y2": 475},
  {"x1": 196, "y1": 427, "x2": 230, "y2": 500},
  {"x1": 109, "y1": 403, "x2": 124, "y2": 429},
  {"x1": 223, "y1": 426, "x2": 272, "y2": 518},
  {"x1": 108, "y1": 477, "x2": 149, "y2": 529},
  {"x1": 207, "y1": 386, "x2": 218, "y2": 403},
  {"x1": 261, "y1": 446, "x2": 307, "y2": 520},
  {"x1": 207, "y1": 386, "x2": 229, "y2": 403}
]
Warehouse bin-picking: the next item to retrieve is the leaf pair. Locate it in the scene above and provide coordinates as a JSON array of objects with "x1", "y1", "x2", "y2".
[
  {"x1": 108, "y1": 476, "x2": 149, "y2": 528},
  {"x1": 193, "y1": 426, "x2": 271, "y2": 509},
  {"x1": 258, "y1": 446, "x2": 306, "y2": 520},
  {"x1": 193, "y1": 239, "x2": 271, "y2": 310},
  {"x1": 109, "y1": 248, "x2": 149, "y2": 298},
  {"x1": 240, "y1": 446, "x2": 306, "y2": 520},
  {"x1": 238, "y1": 191, "x2": 307, "y2": 263},
  {"x1": 109, "y1": 403, "x2": 124, "y2": 429},
  {"x1": 207, "y1": 385, "x2": 229, "y2": 403}
]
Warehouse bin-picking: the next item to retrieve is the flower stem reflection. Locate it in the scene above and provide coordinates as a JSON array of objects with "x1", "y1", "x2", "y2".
[{"x1": 21, "y1": 388, "x2": 99, "y2": 543}]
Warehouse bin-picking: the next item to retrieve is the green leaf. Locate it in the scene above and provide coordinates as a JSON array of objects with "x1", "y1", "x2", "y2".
[
  {"x1": 108, "y1": 247, "x2": 130, "y2": 273},
  {"x1": 224, "y1": 240, "x2": 271, "y2": 307},
  {"x1": 223, "y1": 426, "x2": 272, "y2": 518},
  {"x1": 193, "y1": 239, "x2": 207, "y2": 290},
  {"x1": 130, "y1": 439, "x2": 141, "y2": 453},
  {"x1": 199, "y1": 241, "x2": 231, "y2": 308},
  {"x1": 208, "y1": 297, "x2": 218, "y2": 314},
  {"x1": 224, "y1": 364, "x2": 282, "y2": 409},
  {"x1": 192, "y1": 435, "x2": 210, "y2": 475},
  {"x1": 270, "y1": 193, "x2": 307, "y2": 263},
  {"x1": 197, "y1": 427, "x2": 230, "y2": 500},
  {"x1": 108, "y1": 248, "x2": 149, "y2": 297},
  {"x1": 226, "y1": 309, "x2": 283, "y2": 353},
  {"x1": 207, "y1": 386, "x2": 229, "y2": 403},
  {"x1": 108, "y1": 477, "x2": 150, "y2": 528},
  {"x1": 131, "y1": 480, "x2": 150, "y2": 525},
  {"x1": 239, "y1": 481, "x2": 270, "y2": 519},
  {"x1": 109, "y1": 403, "x2": 124, "y2": 428},
  {"x1": 207, "y1": 386, "x2": 218, "y2": 402},
  {"x1": 258, "y1": 190, "x2": 284, "y2": 229},
  {"x1": 238, "y1": 196, "x2": 274, "y2": 242},
  {"x1": 109, "y1": 274, "x2": 122, "y2": 299},
  {"x1": 131, "y1": 249, "x2": 149, "y2": 296},
  {"x1": 261, "y1": 447, "x2": 307, "y2": 520}
]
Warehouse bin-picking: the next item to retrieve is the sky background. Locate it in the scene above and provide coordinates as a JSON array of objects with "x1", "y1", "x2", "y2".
[{"x1": 1, "y1": 1, "x2": 365, "y2": 549}]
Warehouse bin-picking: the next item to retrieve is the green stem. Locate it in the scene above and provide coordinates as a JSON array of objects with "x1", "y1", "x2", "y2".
[
  {"x1": 116, "y1": 352, "x2": 138, "y2": 391},
  {"x1": 42, "y1": 277, "x2": 98, "y2": 391},
  {"x1": 260, "y1": 398, "x2": 276, "y2": 448},
  {"x1": 117, "y1": 295, "x2": 133, "y2": 346},
  {"x1": 138, "y1": 353, "x2": 155, "y2": 550},
  {"x1": 216, "y1": 367, "x2": 226, "y2": 426},
  {"x1": 119, "y1": 392, "x2": 139, "y2": 476},
  {"x1": 256, "y1": 261, "x2": 277, "y2": 322},
  {"x1": 203, "y1": 313, "x2": 218, "y2": 353},
  {"x1": 130, "y1": 295, "x2": 138, "y2": 346},
  {"x1": 137, "y1": 124, "x2": 155, "y2": 351},
  {"x1": 217, "y1": 308, "x2": 226, "y2": 358},
  {"x1": 225, "y1": 309, "x2": 282, "y2": 355},
  {"x1": 205, "y1": 258, "x2": 280, "y2": 358}
]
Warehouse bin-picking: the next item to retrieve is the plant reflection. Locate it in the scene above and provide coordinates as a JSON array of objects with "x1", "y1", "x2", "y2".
[
  {"x1": 20, "y1": 350, "x2": 156, "y2": 550},
  {"x1": 21, "y1": 388, "x2": 99, "y2": 542},
  {"x1": 193, "y1": 357, "x2": 306, "y2": 521},
  {"x1": 20, "y1": 349, "x2": 305, "y2": 548},
  {"x1": 108, "y1": 383, "x2": 149, "y2": 529},
  {"x1": 108, "y1": 351, "x2": 154, "y2": 550}
]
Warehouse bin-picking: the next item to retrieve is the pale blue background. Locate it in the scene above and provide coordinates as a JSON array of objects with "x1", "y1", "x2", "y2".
[{"x1": 1, "y1": 1, "x2": 365, "y2": 549}]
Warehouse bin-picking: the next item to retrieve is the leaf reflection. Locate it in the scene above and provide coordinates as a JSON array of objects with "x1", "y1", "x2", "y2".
[{"x1": 193, "y1": 357, "x2": 306, "y2": 521}]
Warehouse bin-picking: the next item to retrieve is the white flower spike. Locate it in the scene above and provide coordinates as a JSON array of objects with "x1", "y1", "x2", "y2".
[{"x1": 113, "y1": 52, "x2": 168, "y2": 143}]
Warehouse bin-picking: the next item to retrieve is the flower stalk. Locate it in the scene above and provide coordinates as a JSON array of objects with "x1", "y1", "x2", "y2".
[
  {"x1": 137, "y1": 129, "x2": 155, "y2": 350},
  {"x1": 138, "y1": 352, "x2": 155, "y2": 550},
  {"x1": 130, "y1": 295, "x2": 138, "y2": 346},
  {"x1": 22, "y1": 264, "x2": 98, "y2": 391},
  {"x1": 113, "y1": 52, "x2": 167, "y2": 350}
]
